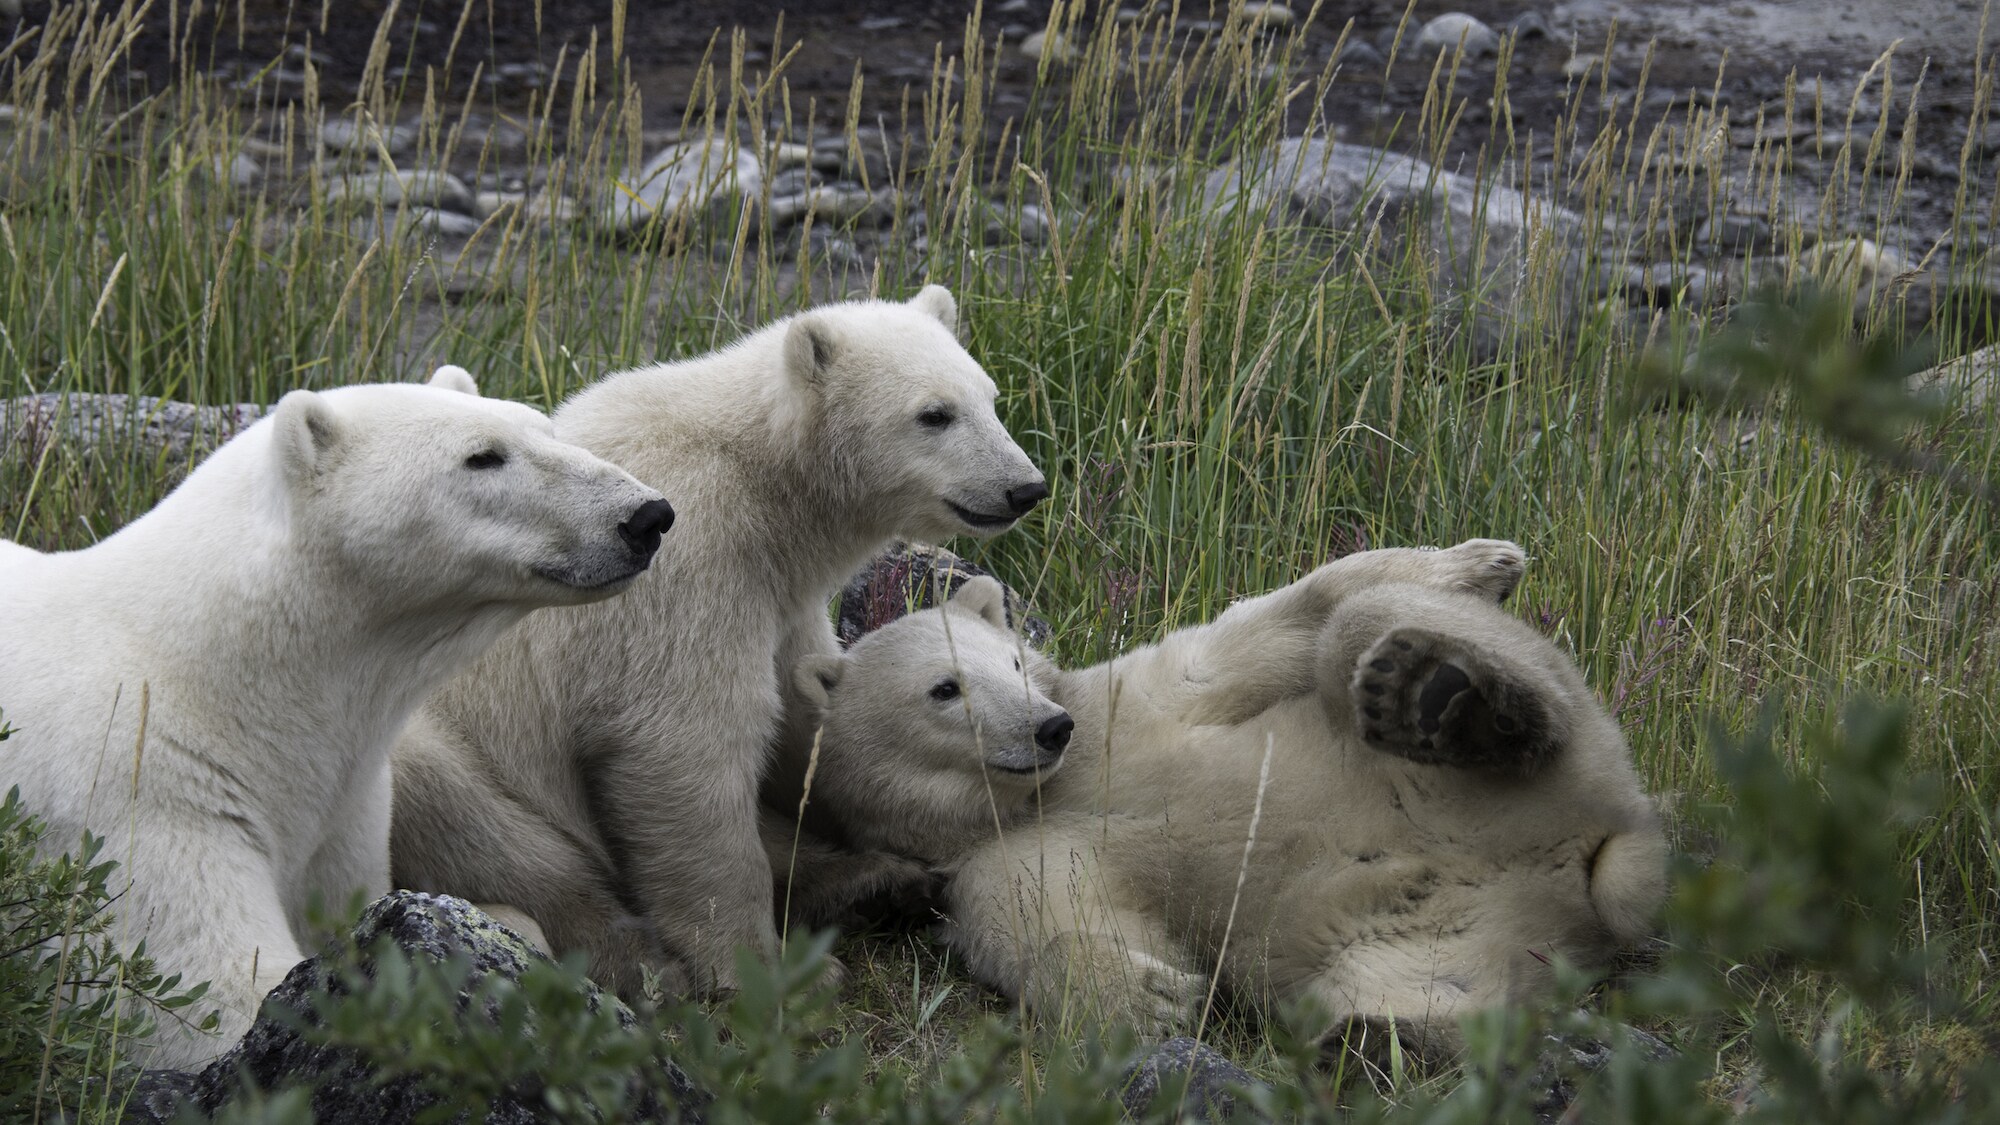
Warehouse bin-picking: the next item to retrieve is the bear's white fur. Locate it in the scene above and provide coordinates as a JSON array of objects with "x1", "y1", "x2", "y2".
[
  {"x1": 389, "y1": 286, "x2": 1045, "y2": 996},
  {"x1": 784, "y1": 541, "x2": 1668, "y2": 1053},
  {"x1": 0, "y1": 369, "x2": 668, "y2": 1067}
]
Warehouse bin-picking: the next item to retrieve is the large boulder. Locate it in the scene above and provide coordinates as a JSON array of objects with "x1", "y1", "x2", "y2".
[
  {"x1": 124, "y1": 892, "x2": 704, "y2": 1123},
  {"x1": 1205, "y1": 137, "x2": 1605, "y2": 355}
]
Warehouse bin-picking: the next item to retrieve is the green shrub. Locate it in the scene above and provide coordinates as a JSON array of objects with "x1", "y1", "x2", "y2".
[{"x1": 0, "y1": 764, "x2": 214, "y2": 1122}]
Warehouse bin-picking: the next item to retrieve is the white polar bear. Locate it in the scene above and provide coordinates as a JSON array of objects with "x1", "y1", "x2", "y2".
[
  {"x1": 783, "y1": 541, "x2": 1668, "y2": 1055},
  {"x1": 0, "y1": 368, "x2": 670, "y2": 1067},
  {"x1": 389, "y1": 286, "x2": 1045, "y2": 997}
]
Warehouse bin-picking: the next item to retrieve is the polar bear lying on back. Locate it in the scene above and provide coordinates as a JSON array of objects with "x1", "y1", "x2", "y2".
[
  {"x1": 0, "y1": 368, "x2": 671, "y2": 1066},
  {"x1": 780, "y1": 540, "x2": 1667, "y2": 1053}
]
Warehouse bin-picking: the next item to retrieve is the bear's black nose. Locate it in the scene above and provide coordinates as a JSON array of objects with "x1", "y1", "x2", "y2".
[
  {"x1": 1007, "y1": 480, "x2": 1050, "y2": 516},
  {"x1": 619, "y1": 498, "x2": 676, "y2": 559},
  {"x1": 1035, "y1": 712, "x2": 1074, "y2": 754}
]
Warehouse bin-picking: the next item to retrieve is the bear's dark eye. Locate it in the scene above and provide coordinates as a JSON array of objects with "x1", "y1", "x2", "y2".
[
  {"x1": 929, "y1": 678, "x2": 961, "y2": 702},
  {"x1": 464, "y1": 449, "x2": 507, "y2": 470},
  {"x1": 916, "y1": 406, "x2": 955, "y2": 429},
  {"x1": 1013, "y1": 657, "x2": 1021, "y2": 672}
]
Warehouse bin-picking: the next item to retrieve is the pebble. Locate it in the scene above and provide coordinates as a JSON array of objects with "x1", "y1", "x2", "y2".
[
  {"x1": 1562, "y1": 53, "x2": 1608, "y2": 81},
  {"x1": 1414, "y1": 13, "x2": 1500, "y2": 60},
  {"x1": 1695, "y1": 213, "x2": 1774, "y2": 255},
  {"x1": 472, "y1": 190, "x2": 522, "y2": 220},
  {"x1": 768, "y1": 167, "x2": 814, "y2": 196},
  {"x1": 1238, "y1": 2, "x2": 1295, "y2": 29},
  {"x1": 399, "y1": 207, "x2": 484, "y2": 238},
  {"x1": 320, "y1": 168, "x2": 475, "y2": 214},
  {"x1": 318, "y1": 116, "x2": 415, "y2": 156},
  {"x1": 608, "y1": 139, "x2": 762, "y2": 232},
  {"x1": 1507, "y1": 11, "x2": 1552, "y2": 40},
  {"x1": 1336, "y1": 39, "x2": 1386, "y2": 69},
  {"x1": 770, "y1": 142, "x2": 813, "y2": 171},
  {"x1": 1021, "y1": 29, "x2": 1080, "y2": 63},
  {"x1": 206, "y1": 151, "x2": 263, "y2": 189},
  {"x1": 768, "y1": 186, "x2": 881, "y2": 226}
]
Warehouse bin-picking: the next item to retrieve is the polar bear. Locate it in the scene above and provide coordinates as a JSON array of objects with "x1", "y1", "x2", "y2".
[
  {"x1": 0, "y1": 368, "x2": 671, "y2": 1067},
  {"x1": 389, "y1": 286, "x2": 1045, "y2": 997},
  {"x1": 782, "y1": 540, "x2": 1668, "y2": 1054}
]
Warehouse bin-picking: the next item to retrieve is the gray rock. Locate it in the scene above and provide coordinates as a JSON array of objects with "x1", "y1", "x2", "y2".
[
  {"x1": 1507, "y1": 10, "x2": 1553, "y2": 40},
  {"x1": 202, "y1": 151, "x2": 262, "y2": 189},
  {"x1": 1237, "y1": 2, "x2": 1295, "y2": 29},
  {"x1": 321, "y1": 168, "x2": 475, "y2": 214},
  {"x1": 768, "y1": 185, "x2": 882, "y2": 227},
  {"x1": 978, "y1": 199, "x2": 1052, "y2": 245},
  {"x1": 124, "y1": 892, "x2": 704, "y2": 1124},
  {"x1": 1695, "y1": 212, "x2": 1774, "y2": 255},
  {"x1": 399, "y1": 207, "x2": 485, "y2": 238},
  {"x1": 1118, "y1": 1037, "x2": 1265, "y2": 1122},
  {"x1": 1414, "y1": 13, "x2": 1500, "y2": 60},
  {"x1": 1205, "y1": 137, "x2": 1601, "y2": 354},
  {"x1": 1531, "y1": 1027, "x2": 1676, "y2": 1125},
  {"x1": 318, "y1": 116, "x2": 415, "y2": 156},
  {"x1": 1907, "y1": 341, "x2": 2000, "y2": 410},
  {"x1": 768, "y1": 166, "x2": 815, "y2": 196},
  {"x1": 1334, "y1": 38, "x2": 1385, "y2": 70},
  {"x1": 3, "y1": 393, "x2": 267, "y2": 463},
  {"x1": 607, "y1": 139, "x2": 761, "y2": 233},
  {"x1": 837, "y1": 543, "x2": 1052, "y2": 649}
]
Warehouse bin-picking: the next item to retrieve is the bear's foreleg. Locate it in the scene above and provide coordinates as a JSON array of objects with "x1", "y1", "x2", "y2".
[
  {"x1": 1165, "y1": 540, "x2": 1526, "y2": 727},
  {"x1": 390, "y1": 736, "x2": 685, "y2": 998},
  {"x1": 594, "y1": 745, "x2": 779, "y2": 995},
  {"x1": 293, "y1": 757, "x2": 392, "y2": 942},
  {"x1": 944, "y1": 827, "x2": 1205, "y2": 1037}
]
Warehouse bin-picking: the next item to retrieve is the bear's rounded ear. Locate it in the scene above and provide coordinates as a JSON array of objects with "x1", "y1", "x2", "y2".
[
  {"x1": 271, "y1": 389, "x2": 341, "y2": 484},
  {"x1": 909, "y1": 284, "x2": 957, "y2": 332},
  {"x1": 428, "y1": 365, "x2": 480, "y2": 396},
  {"x1": 794, "y1": 652, "x2": 847, "y2": 712},
  {"x1": 785, "y1": 314, "x2": 842, "y2": 388},
  {"x1": 948, "y1": 575, "x2": 1010, "y2": 630}
]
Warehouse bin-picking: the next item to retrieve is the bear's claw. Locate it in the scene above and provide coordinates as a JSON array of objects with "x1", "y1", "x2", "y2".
[{"x1": 1351, "y1": 627, "x2": 1556, "y2": 776}]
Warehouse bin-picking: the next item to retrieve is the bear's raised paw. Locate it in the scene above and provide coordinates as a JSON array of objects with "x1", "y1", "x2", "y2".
[
  {"x1": 1432, "y1": 539, "x2": 1527, "y2": 603},
  {"x1": 1351, "y1": 626, "x2": 1557, "y2": 777}
]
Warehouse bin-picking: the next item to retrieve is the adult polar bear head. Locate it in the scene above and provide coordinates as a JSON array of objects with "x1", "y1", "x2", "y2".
[
  {"x1": 769, "y1": 285, "x2": 1046, "y2": 542},
  {"x1": 795, "y1": 576, "x2": 1072, "y2": 861},
  {"x1": 262, "y1": 366, "x2": 675, "y2": 604}
]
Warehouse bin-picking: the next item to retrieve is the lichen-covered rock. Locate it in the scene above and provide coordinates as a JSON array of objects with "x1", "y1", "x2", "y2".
[
  {"x1": 3, "y1": 393, "x2": 267, "y2": 464},
  {"x1": 835, "y1": 541, "x2": 1052, "y2": 648},
  {"x1": 1530, "y1": 1026, "x2": 1678, "y2": 1125},
  {"x1": 124, "y1": 892, "x2": 704, "y2": 1124},
  {"x1": 1118, "y1": 1037, "x2": 1266, "y2": 1123}
]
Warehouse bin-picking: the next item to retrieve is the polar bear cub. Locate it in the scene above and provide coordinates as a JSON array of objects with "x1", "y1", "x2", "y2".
[
  {"x1": 785, "y1": 541, "x2": 1668, "y2": 1053},
  {"x1": 390, "y1": 286, "x2": 1045, "y2": 999},
  {"x1": 0, "y1": 368, "x2": 671, "y2": 1067}
]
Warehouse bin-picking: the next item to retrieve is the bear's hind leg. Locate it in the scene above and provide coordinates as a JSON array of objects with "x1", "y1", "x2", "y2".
[{"x1": 1351, "y1": 628, "x2": 1560, "y2": 777}]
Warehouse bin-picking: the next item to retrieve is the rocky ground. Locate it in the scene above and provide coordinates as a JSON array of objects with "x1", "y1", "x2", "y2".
[
  {"x1": 7, "y1": 0, "x2": 1993, "y2": 371},
  {"x1": 11, "y1": 0, "x2": 1999, "y2": 452}
]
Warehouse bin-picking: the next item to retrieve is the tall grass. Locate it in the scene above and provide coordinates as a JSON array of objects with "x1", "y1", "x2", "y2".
[{"x1": 6, "y1": 0, "x2": 2000, "y2": 1104}]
